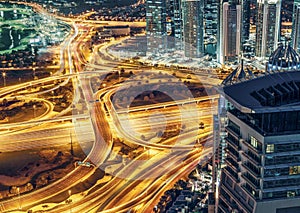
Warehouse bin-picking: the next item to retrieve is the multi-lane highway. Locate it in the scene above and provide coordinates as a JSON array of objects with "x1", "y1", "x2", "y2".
[{"x1": 0, "y1": 1, "x2": 221, "y2": 212}]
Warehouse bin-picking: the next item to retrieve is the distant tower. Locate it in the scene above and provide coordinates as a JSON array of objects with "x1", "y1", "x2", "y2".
[
  {"x1": 292, "y1": 0, "x2": 300, "y2": 52},
  {"x1": 204, "y1": 0, "x2": 219, "y2": 37},
  {"x1": 168, "y1": 0, "x2": 182, "y2": 51},
  {"x1": 182, "y1": 0, "x2": 204, "y2": 58},
  {"x1": 146, "y1": 0, "x2": 167, "y2": 54},
  {"x1": 217, "y1": 0, "x2": 224, "y2": 63},
  {"x1": 241, "y1": 0, "x2": 251, "y2": 44},
  {"x1": 255, "y1": 0, "x2": 281, "y2": 58},
  {"x1": 221, "y1": 1, "x2": 242, "y2": 63},
  {"x1": 281, "y1": 0, "x2": 294, "y2": 23},
  {"x1": 204, "y1": 0, "x2": 219, "y2": 57}
]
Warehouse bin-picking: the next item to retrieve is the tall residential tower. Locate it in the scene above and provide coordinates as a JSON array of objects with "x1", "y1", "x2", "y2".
[
  {"x1": 168, "y1": 0, "x2": 182, "y2": 50},
  {"x1": 181, "y1": 0, "x2": 204, "y2": 58},
  {"x1": 221, "y1": 0, "x2": 242, "y2": 63},
  {"x1": 146, "y1": 0, "x2": 167, "y2": 54},
  {"x1": 255, "y1": 0, "x2": 281, "y2": 58}
]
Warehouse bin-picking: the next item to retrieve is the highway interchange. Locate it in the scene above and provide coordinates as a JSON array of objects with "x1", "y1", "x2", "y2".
[{"x1": 0, "y1": 1, "x2": 222, "y2": 212}]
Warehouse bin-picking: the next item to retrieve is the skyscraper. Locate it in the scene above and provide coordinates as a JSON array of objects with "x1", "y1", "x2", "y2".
[
  {"x1": 146, "y1": 0, "x2": 167, "y2": 54},
  {"x1": 221, "y1": 1, "x2": 242, "y2": 63},
  {"x1": 216, "y1": 46, "x2": 300, "y2": 213},
  {"x1": 292, "y1": 0, "x2": 300, "y2": 52},
  {"x1": 241, "y1": 0, "x2": 251, "y2": 44},
  {"x1": 281, "y1": 0, "x2": 294, "y2": 23},
  {"x1": 255, "y1": 0, "x2": 281, "y2": 58},
  {"x1": 181, "y1": 0, "x2": 204, "y2": 58},
  {"x1": 217, "y1": 0, "x2": 224, "y2": 63},
  {"x1": 168, "y1": 0, "x2": 182, "y2": 50},
  {"x1": 204, "y1": 0, "x2": 219, "y2": 36}
]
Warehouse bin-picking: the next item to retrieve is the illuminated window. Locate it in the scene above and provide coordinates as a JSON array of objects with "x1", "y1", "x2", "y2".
[
  {"x1": 266, "y1": 144, "x2": 274, "y2": 153},
  {"x1": 250, "y1": 136, "x2": 258, "y2": 148},
  {"x1": 289, "y1": 166, "x2": 300, "y2": 175},
  {"x1": 287, "y1": 191, "x2": 296, "y2": 197}
]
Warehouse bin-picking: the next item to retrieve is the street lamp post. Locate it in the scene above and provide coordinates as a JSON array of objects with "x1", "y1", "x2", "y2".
[
  {"x1": 68, "y1": 190, "x2": 72, "y2": 213},
  {"x1": 32, "y1": 62, "x2": 36, "y2": 79},
  {"x1": 33, "y1": 68, "x2": 36, "y2": 79},
  {"x1": 33, "y1": 105, "x2": 36, "y2": 118},
  {"x1": 51, "y1": 90, "x2": 55, "y2": 99},
  {"x1": 2, "y1": 72, "x2": 6, "y2": 87},
  {"x1": 17, "y1": 187, "x2": 21, "y2": 209}
]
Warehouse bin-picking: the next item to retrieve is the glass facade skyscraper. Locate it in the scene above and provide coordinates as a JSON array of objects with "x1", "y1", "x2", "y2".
[
  {"x1": 181, "y1": 0, "x2": 204, "y2": 58},
  {"x1": 241, "y1": 0, "x2": 251, "y2": 44},
  {"x1": 255, "y1": 0, "x2": 281, "y2": 58},
  {"x1": 221, "y1": 1, "x2": 242, "y2": 62},
  {"x1": 168, "y1": 0, "x2": 182, "y2": 50},
  {"x1": 146, "y1": 0, "x2": 167, "y2": 54}
]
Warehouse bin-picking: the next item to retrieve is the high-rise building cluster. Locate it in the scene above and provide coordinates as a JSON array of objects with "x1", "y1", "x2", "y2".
[
  {"x1": 212, "y1": 42, "x2": 300, "y2": 213},
  {"x1": 146, "y1": 0, "x2": 300, "y2": 64},
  {"x1": 145, "y1": 1, "x2": 300, "y2": 213}
]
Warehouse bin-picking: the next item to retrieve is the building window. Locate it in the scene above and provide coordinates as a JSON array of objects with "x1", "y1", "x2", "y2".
[
  {"x1": 250, "y1": 136, "x2": 258, "y2": 148},
  {"x1": 289, "y1": 166, "x2": 300, "y2": 175},
  {"x1": 266, "y1": 144, "x2": 274, "y2": 153},
  {"x1": 287, "y1": 191, "x2": 296, "y2": 198},
  {"x1": 228, "y1": 120, "x2": 240, "y2": 136}
]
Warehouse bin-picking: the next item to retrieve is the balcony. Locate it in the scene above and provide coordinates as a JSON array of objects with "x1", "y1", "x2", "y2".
[
  {"x1": 226, "y1": 148, "x2": 241, "y2": 162},
  {"x1": 241, "y1": 184, "x2": 260, "y2": 200},
  {"x1": 242, "y1": 162, "x2": 261, "y2": 178},
  {"x1": 223, "y1": 166, "x2": 239, "y2": 182},
  {"x1": 218, "y1": 199, "x2": 230, "y2": 213},
  {"x1": 243, "y1": 150, "x2": 261, "y2": 165},
  {"x1": 221, "y1": 183, "x2": 253, "y2": 213},
  {"x1": 225, "y1": 125, "x2": 241, "y2": 138},
  {"x1": 219, "y1": 194, "x2": 239, "y2": 213},
  {"x1": 226, "y1": 157, "x2": 240, "y2": 173},
  {"x1": 242, "y1": 172, "x2": 260, "y2": 190},
  {"x1": 226, "y1": 142, "x2": 241, "y2": 160},
  {"x1": 225, "y1": 136, "x2": 241, "y2": 151}
]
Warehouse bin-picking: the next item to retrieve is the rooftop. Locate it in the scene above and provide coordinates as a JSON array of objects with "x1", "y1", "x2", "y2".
[
  {"x1": 221, "y1": 59, "x2": 255, "y2": 86},
  {"x1": 221, "y1": 43, "x2": 300, "y2": 113},
  {"x1": 221, "y1": 70, "x2": 300, "y2": 113},
  {"x1": 267, "y1": 42, "x2": 300, "y2": 72}
]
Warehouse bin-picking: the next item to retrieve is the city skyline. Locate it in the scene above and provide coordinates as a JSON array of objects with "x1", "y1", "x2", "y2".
[{"x1": 0, "y1": 0, "x2": 300, "y2": 213}]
